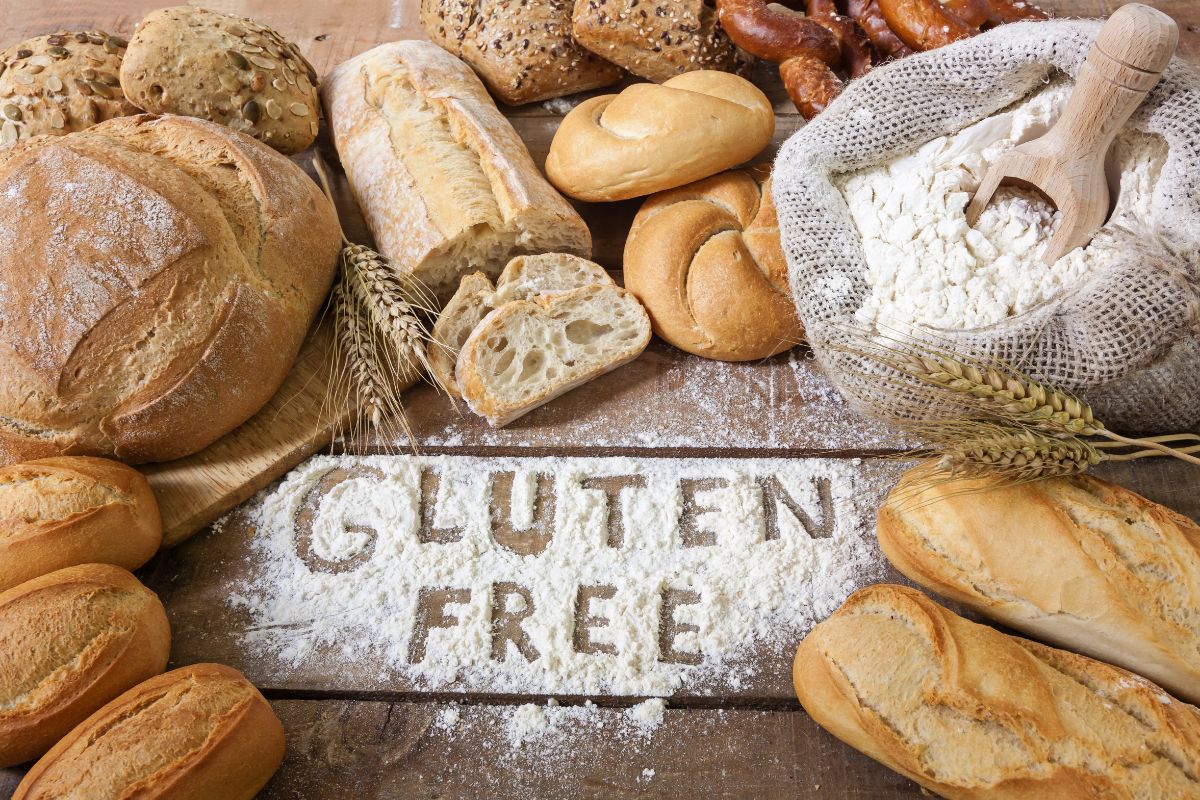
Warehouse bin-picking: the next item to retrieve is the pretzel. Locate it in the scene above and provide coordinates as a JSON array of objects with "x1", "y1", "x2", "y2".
[
  {"x1": 778, "y1": 55, "x2": 844, "y2": 118},
  {"x1": 984, "y1": 0, "x2": 1050, "y2": 24},
  {"x1": 876, "y1": 0, "x2": 981, "y2": 50},
  {"x1": 806, "y1": 0, "x2": 877, "y2": 79},
  {"x1": 846, "y1": 0, "x2": 914, "y2": 59}
]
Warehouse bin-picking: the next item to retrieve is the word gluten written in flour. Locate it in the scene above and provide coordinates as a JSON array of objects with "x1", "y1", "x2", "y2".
[{"x1": 233, "y1": 455, "x2": 884, "y2": 695}]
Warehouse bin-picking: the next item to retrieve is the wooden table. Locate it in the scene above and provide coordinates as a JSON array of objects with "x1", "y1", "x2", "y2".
[{"x1": 2, "y1": 1, "x2": 1199, "y2": 797}]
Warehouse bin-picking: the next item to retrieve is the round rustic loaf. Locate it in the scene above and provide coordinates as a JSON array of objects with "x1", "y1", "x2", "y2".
[
  {"x1": 0, "y1": 563, "x2": 170, "y2": 767},
  {"x1": 624, "y1": 166, "x2": 803, "y2": 360},
  {"x1": 0, "y1": 30, "x2": 138, "y2": 144},
  {"x1": 120, "y1": 6, "x2": 321, "y2": 154},
  {"x1": 0, "y1": 114, "x2": 341, "y2": 465},
  {"x1": 0, "y1": 456, "x2": 161, "y2": 592},
  {"x1": 16, "y1": 663, "x2": 285, "y2": 800}
]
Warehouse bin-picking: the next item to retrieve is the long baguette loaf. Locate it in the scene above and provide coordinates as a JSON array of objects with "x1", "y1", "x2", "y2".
[
  {"x1": 795, "y1": 584, "x2": 1200, "y2": 799},
  {"x1": 0, "y1": 457, "x2": 161, "y2": 592},
  {"x1": 0, "y1": 564, "x2": 170, "y2": 767},
  {"x1": 321, "y1": 41, "x2": 592, "y2": 301},
  {"x1": 15, "y1": 663, "x2": 284, "y2": 800},
  {"x1": 877, "y1": 467, "x2": 1200, "y2": 703}
]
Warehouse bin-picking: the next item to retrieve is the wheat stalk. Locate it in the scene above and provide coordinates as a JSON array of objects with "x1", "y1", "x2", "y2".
[{"x1": 927, "y1": 424, "x2": 1103, "y2": 481}]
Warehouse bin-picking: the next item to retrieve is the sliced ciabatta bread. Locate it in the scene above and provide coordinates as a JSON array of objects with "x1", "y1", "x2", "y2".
[
  {"x1": 493, "y1": 253, "x2": 614, "y2": 304},
  {"x1": 430, "y1": 272, "x2": 496, "y2": 398},
  {"x1": 456, "y1": 285, "x2": 651, "y2": 427}
]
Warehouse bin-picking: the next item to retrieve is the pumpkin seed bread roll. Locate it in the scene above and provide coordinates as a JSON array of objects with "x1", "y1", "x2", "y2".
[{"x1": 120, "y1": 6, "x2": 320, "y2": 154}]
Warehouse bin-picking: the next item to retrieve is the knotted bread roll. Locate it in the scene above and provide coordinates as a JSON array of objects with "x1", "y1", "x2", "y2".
[
  {"x1": 545, "y1": 71, "x2": 775, "y2": 202},
  {"x1": 624, "y1": 166, "x2": 803, "y2": 360}
]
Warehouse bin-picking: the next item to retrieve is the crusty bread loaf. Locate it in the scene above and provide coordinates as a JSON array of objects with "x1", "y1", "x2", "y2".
[
  {"x1": 625, "y1": 166, "x2": 803, "y2": 360},
  {"x1": 571, "y1": 0, "x2": 753, "y2": 83},
  {"x1": 545, "y1": 71, "x2": 775, "y2": 202},
  {"x1": 0, "y1": 457, "x2": 161, "y2": 592},
  {"x1": 0, "y1": 563, "x2": 170, "y2": 767},
  {"x1": 321, "y1": 41, "x2": 592, "y2": 301},
  {"x1": 421, "y1": 0, "x2": 624, "y2": 105},
  {"x1": 457, "y1": 283, "x2": 651, "y2": 426},
  {"x1": 120, "y1": 7, "x2": 321, "y2": 154},
  {"x1": 432, "y1": 254, "x2": 617, "y2": 397},
  {"x1": 795, "y1": 584, "x2": 1200, "y2": 799},
  {"x1": 0, "y1": 114, "x2": 341, "y2": 465},
  {"x1": 0, "y1": 31, "x2": 138, "y2": 144},
  {"x1": 877, "y1": 466, "x2": 1200, "y2": 704},
  {"x1": 15, "y1": 663, "x2": 284, "y2": 800}
]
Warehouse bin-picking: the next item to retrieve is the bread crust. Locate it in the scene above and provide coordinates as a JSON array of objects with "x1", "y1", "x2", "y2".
[
  {"x1": 0, "y1": 114, "x2": 340, "y2": 465},
  {"x1": 15, "y1": 663, "x2": 284, "y2": 800},
  {"x1": 0, "y1": 563, "x2": 170, "y2": 767},
  {"x1": 0, "y1": 456, "x2": 161, "y2": 592},
  {"x1": 421, "y1": 0, "x2": 624, "y2": 105},
  {"x1": 321, "y1": 41, "x2": 591, "y2": 301},
  {"x1": 545, "y1": 71, "x2": 775, "y2": 201},
  {"x1": 430, "y1": 271, "x2": 496, "y2": 398},
  {"x1": 877, "y1": 467, "x2": 1200, "y2": 703},
  {"x1": 795, "y1": 584, "x2": 1200, "y2": 799},
  {"x1": 624, "y1": 166, "x2": 803, "y2": 360}
]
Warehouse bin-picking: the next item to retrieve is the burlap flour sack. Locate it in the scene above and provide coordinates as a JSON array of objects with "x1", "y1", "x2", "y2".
[{"x1": 773, "y1": 20, "x2": 1200, "y2": 433}]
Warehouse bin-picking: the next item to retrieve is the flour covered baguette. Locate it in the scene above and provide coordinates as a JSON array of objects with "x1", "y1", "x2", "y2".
[
  {"x1": 457, "y1": 284, "x2": 651, "y2": 426},
  {"x1": 15, "y1": 663, "x2": 283, "y2": 800},
  {"x1": 877, "y1": 467, "x2": 1200, "y2": 704},
  {"x1": 321, "y1": 41, "x2": 591, "y2": 301},
  {"x1": 795, "y1": 584, "x2": 1200, "y2": 799}
]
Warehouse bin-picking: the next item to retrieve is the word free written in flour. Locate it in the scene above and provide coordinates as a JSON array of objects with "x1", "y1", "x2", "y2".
[{"x1": 234, "y1": 455, "x2": 885, "y2": 695}]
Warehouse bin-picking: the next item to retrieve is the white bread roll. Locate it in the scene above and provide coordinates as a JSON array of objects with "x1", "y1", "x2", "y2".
[
  {"x1": 321, "y1": 41, "x2": 592, "y2": 301},
  {"x1": 0, "y1": 114, "x2": 341, "y2": 465},
  {"x1": 624, "y1": 166, "x2": 803, "y2": 360},
  {"x1": 795, "y1": 584, "x2": 1200, "y2": 799},
  {"x1": 877, "y1": 467, "x2": 1200, "y2": 703},
  {"x1": 0, "y1": 456, "x2": 161, "y2": 592},
  {"x1": 545, "y1": 70, "x2": 775, "y2": 202}
]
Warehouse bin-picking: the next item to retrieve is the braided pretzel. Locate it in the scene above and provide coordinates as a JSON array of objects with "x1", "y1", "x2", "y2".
[
  {"x1": 877, "y1": 0, "x2": 1048, "y2": 52},
  {"x1": 846, "y1": 0, "x2": 914, "y2": 59}
]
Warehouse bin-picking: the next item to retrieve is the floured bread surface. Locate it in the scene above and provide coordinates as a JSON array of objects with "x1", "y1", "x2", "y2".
[
  {"x1": 321, "y1": 40, "x2": 592, "y2": 301},
  {"x1": 0, "y1": 114, "x2": 340, "y2": 465},
  {"x1": 796, "y1": 585, "x2": 1200, "y2": 799},
  {"x1": 457, "y1": 285, "x2": 651, "y2": 426},
  {"x1": 493, "y1": 253, "x2": 614, "y2": 304}
]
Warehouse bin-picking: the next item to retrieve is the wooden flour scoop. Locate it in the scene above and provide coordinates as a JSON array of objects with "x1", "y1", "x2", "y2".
[{"x1": 965, "y1": 3, "x2": 1178, "y2": 265}]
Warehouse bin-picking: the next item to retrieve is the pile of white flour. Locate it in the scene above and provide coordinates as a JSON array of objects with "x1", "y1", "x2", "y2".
[
  {"x1": 229, "y1": 454, "x2": 888, "y2": 696},
  {"x1": 839, "y1": 80, "x2": 1167, "y2": 330}
]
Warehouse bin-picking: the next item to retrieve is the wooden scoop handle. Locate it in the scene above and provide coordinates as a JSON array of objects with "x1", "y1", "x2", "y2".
[{"x1": 1043, "y1": 4, "x2": 1178, "y2": 161}]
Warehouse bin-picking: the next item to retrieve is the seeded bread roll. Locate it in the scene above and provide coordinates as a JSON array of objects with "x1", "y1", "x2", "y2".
[
  {"x1": 0, "y1": 564, "x2": 171, "y2": 767},
  {"x1": 571, "y1": 0, "x2": 753, "y2": 83},
  {"x1": 795, "y1": 584, "x2": 1200, "y2": 799},
  {"x1": 0, "y1": 31, "x2": 138, "y2": 145},
  {"x1": 15, "y1": 663, "x2": 284, "y2": 800},
  {"x1": 0, "y1": 456, "x2": 161, "y2": 592},
  {"x1": 120, "y1": 6, "x2": 320, "y2": 154},
  {"x1": 0, "y1": 114, "x2": 341, "y2": 465},
  {"x1": 421, "y1": 0, "x2": 624, "y2": 105},
  {"x1": 322, "y1": 41, "x2": 592, "y2": 301},
  {"x1": 878, "y1": 467, "x2": 1200, "y2": 704}
]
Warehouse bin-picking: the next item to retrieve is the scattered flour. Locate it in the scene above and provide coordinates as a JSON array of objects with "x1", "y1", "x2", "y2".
[
  {"x1": 433, "y1": 704, "x2": 461, "y2": 732},
  {"x1": 624, "y1": 698, "x2": 667, "y2": 737},
  {"x1": 840, "y1": 80, "x2": 1167, "y2": 331},
  {"x1": 503, "y1": 698, "x2": 667, "y2": 748},
  {"x1": 229, "y1": 454, "x2": 889, "y2": 696}
]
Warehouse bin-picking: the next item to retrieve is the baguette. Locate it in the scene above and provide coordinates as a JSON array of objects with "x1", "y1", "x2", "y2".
[
  {"x1": 456, "y1": 284, "x2": 651, "y2": 426},
  {"x1": 15, "y1": 663, "x2": 284, "y2": 800},
  {"x1": 321, "y1": 41, "x2": 591, "y2": 301},
  {"x1": 877, "y1": 467, "x2": 1200, "y2": 703},
  {"x1": 795, "y1": 584, "x2": 1200, "y2": 799},
  {"x1": 0, "y1": 457, "x2": 162, "y2": 592},
  {"x1": 0, "y1": 564, "x2": 170, "y2": 767}
]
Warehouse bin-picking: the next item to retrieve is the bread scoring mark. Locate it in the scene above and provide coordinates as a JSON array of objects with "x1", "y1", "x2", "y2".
[{"x1": 0, "y1": 468, "x2": 125, "y2": 535}]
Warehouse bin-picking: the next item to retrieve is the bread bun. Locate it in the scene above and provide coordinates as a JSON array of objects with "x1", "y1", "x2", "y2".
[
  {"x1": 0, "y1": 564, "x2": 170, "y2": 767},
  {"x1": 0, "y1": 456, "x2": 161, "y2": 592},
  {"x1": 15, "y1": 663, "x2": 283, "y2": 800},
  {"x1": 0, "y1": 30, "x2": 138, "y2": 144},
  {"x1": 795, "y1": 584, "x2": 1200, "y2": 799},
  {"x1": 0, "y1": 114, "x2": 341, "y2": 465},
  {"x1": 545, "y1": 70, "x2": 775, "y2": 202},
  {"x1": 624, "y1": 166, "x2": 803, "y2": 360},
  {"x1": 120, "y1": 7, "x2": 321, "y2": 154}
]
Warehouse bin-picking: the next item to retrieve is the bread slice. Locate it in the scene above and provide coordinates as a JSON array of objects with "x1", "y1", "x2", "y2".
[
  {"x1": 456, "y1": 285, "x2": 651, "y2": 427},
  {"x1": 430, "y1": 272, "x2": 496, "y2": 398},
  {"x1": 493, "y1": 253, "x2": 614, "y2": 304}
]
